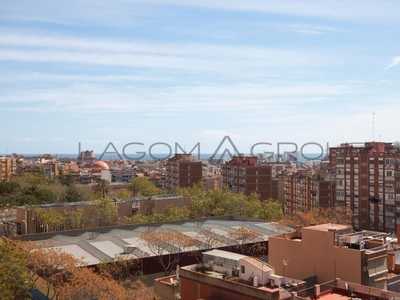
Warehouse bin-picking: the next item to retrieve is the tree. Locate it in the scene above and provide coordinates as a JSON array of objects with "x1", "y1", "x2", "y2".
[
  {"x1": 0, "y1": 203, "x2": 16, "y2": 236},
  {"x1": 23, "y1": 241, "x2": 159, "y2": 300},
  {"x1": 0, "y1": 181, "x2": 21, "y2": 196},
  {"x1": 24, "y1": 241, "x2": 80, "y2": 300},
  {"x1": 140, "y1": 229, "x2": 200, "y2": 275},
  {"x1": 35, "y1": 208, "x2": 64, "y2": 232},
  {"x1": 227, "y1": 226, "x2": 266, "y2": 256},
  {"x1": 91, "y1": 198, "x2": 117, "y2": 227},
  {"x1": 278, "y1": 206, "x2": 354, "y2": 229},
  {"x1": 0, "y1": 238, "x2": 33, "y2": 299},
  {"x1": 62, "y1": 184, "x2": 83, "y2": 203},
  {"x1": 97, "y1": 179, "x2": 110, "y2": 199},
  {"x1": 113, "y1": 188, "x2": 132, "y2": 199},
  {"x1": 62, "y1": 208, "x2": 86, "y2": 230},
  {"x1": 57, "y1": 268, "x2": 159, "y2": 300},
  {"x1": 131, "y1": 177, "x2": 163, "y2": 197},
  {"x1": 255, "y1": 199, "x2": 284, "y2": 221}
]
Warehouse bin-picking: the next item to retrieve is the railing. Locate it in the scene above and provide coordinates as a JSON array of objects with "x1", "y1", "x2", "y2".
[
  {"x1": 319, "y1": 279, "x2": 336, "y2": 294},
  {"x1": 297, "y1": 286, "x2": 314, "y2": 298}
]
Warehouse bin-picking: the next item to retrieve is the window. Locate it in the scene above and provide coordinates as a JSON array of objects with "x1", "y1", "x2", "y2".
[
  {"x1": 241, "y1": 265, "x2": 245, "y2": 273},
  {"x1": 386, "y1": 171, "x2": 393, "y2": 177}
]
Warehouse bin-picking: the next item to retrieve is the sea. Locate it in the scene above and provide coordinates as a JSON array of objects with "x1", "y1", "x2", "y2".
[{"x1": 9, "y1": 153, "x2": 327, "y2": 164}]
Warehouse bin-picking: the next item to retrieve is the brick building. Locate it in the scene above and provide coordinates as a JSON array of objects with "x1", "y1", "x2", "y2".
[
  {"x1": 0, "y1": 157, "x2": 16, "y2": 181},
  {"x1": 165, "y1": 154, "x2": 202, "y2": 193},
  {"x1": 284, "y1": 170, "x2": 336, "y2": 216},
  {"x1": 329, "y1": 142, "x2": 400, "y2": 232},
  {"x1": 16, "y1": 195, "x2": 190, "y2": 235},
  {"x1": 220, "y1": 156, "x2": 272, "y2": 200}
]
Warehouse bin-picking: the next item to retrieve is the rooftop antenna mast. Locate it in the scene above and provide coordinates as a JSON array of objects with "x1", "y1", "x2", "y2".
[{"x1": 372, "y1": 113, "x2": 376, "y2": 141}]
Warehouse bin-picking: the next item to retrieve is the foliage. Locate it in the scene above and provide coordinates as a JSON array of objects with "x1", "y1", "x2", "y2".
[
  {"x1": 113, "y1": 187, "x2": 132, "y2": 199},
  {"x1": 0, "y1": 181, "x2": 21, "y2": 196},
  {"x1": 35, "y1": 208, "x2": 64, "y2": 231},
  {"x1": 140, "y1": 229, "x2": 201, "y2": 275},
  {"x1": 23, "y1": 241, "x2": 159, "y2": 300},
  {"x1": 97, "y1": 256, "x2": 139, "y2": 280},
  {"x1": 62, "y1": 184, "x2": 83, "y2": 202},
  {"x1": 227, "y1": 226, "x2": 266, "y2": 256},
  {"x1": 34, "y1": 208, "x2": 87, "y2": 232},
  {"x1": 0, "y1": 238, "x2": 33, "y2": 299},
  {"x1": 24, "y1": 241, "x2": 81, "y2": 300},
  {"x1": 96, "y1": 179, "x2": 110, "y2": 199},
  {"x1": 131, "y1": 177, "x2": 164, "y2": 197},
  {"x1": 278, "y1": 206, "x2": 354, "y2": 229},
  {"x1": 91, "y1": 198, "x2": 117, "y2": 227},
  {"x1": 62, "y1": 208, "x2": 86, "y2": 230},
  {"x1": 176, "y1": 182, "x2": 284, "y2": 221},
  {"x1": 124, "y1": 206, "x2": 191, "y2": 225}
]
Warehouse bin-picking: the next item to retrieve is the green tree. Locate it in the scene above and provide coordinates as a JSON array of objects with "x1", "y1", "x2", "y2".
[
  {"x1": 131, "y1": 177, "x2": 163, "y2": 197},
  {"x1": 0, "y1": 238, "x2": 33, "y2": 299},
  {"x1": 35, "y1": 208, "x2": 64, "y2": 231},
  {"x1": 63, "y1": 208, "x2": 86, "y2": 230},
  {"x1": 0, "y1": 181, "x2": 21, "y2": 196},
  {"x1": 33, "y1": 188, "x2": 58, "y2": 204},
  {"x1": 63, "y1": 184, "x2": 83, "y2": 202},
  {"x1": 113, "y1": 188, "x2": 132, "y2": 199},
  {"x1": 91, "y1": 198, "x2": 117, "y2": 227},
  {"x1": 97, "y1": 179, "x2": 110, "y2": 199}
]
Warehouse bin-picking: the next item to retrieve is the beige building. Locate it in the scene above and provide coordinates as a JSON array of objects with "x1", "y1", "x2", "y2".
[
  {"x1": 268, "y1": 223, "x2": 389, "y2": 289},
  {"x1": 0, "y1": 157, "x2": 16, "y2": 181}
]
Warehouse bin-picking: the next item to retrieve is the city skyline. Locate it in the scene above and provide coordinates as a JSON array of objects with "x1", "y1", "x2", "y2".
[{"x1": 1, "y1": 1, "x2": 400, "y2": 154}]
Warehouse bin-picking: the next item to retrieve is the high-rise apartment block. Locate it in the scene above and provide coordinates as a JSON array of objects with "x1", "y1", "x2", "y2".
[
  {"x1": 0, "y1": 157, "x2": 16, "y2": 181},
  {"x1": 284, "y1": 170, "x2": 336, "y2": 216},
  {"x1": 329, "y1": 142, "x2": 400, "y2": 232},
  {"x1": 220, "y1": 156, "x2": 272, "y2": 200},
  {"x1": 165, "y1": 154, "x2": 202, "y2": 193}
]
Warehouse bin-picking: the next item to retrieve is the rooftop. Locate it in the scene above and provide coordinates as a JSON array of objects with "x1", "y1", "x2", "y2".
[{"x1": 20, "y1": 216, "x2": 286, "y2": 266}]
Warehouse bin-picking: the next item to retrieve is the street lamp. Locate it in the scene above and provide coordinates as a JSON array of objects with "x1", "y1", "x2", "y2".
[
  {"x1": 22, "y1": 220, "x2": 27, "y2": 235},
  {"x1": 283, "y1": 259, "x2": 288, "y2": 278}
]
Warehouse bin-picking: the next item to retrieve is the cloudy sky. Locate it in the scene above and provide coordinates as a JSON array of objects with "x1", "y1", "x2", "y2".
[{"x1": 1, "y1": 0, "x2": 400, "y2": 156}]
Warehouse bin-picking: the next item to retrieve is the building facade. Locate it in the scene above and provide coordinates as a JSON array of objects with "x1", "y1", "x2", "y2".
[
  {"x1": 0, "y1": 157, "x2": 16, "y2": 181},
  {"x1": 284, "y1": 170, "x2": 336, "y2": 216},
  {"x1": 165, "y1": 154, "x2": 203, "y2": 193},
  {"x1": 329, "y1": 142, "x2": 400, "y2": 232},
  {"x1": 220, "y1": 156, "x2": 272, "y2": 200},
  {"x1": 268, "y1": 223, "x2": 389, "y2": 289}
]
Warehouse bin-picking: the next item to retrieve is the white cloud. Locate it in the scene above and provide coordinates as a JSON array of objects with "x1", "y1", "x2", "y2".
[
  {"x1": 286, "y1": 29, "x2": 322, "y2": 35},
  {"x1": 136, "y1": 0, "x2": 400, "y2": 22},
  {"x1": 53, "y1": 137, "x2": 68, "y2": 141},
  {"x1": 16, "y1": 137, "x2": 35, "y2": 142},
  {"x1": 384, "y1": 56, "x2": 400, "y2": 72}
]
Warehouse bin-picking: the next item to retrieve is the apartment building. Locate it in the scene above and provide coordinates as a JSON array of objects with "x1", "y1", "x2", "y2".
[
  {"x1": 0, "y1": 157, "x2": 16, "y2": 181},
  {"x1": 284, "y1": 170, "x2": 336, "y2": 216},
  {"x1": 176, "y1": 249, "x2": 306, "y2": 300},
  {"x1": 269, "y1": 223, "x2": 389, "y2": 289},
  {"x1": 329, "y1": 142, "x2": 400, "y2": 232},
  {"x1": 165, "y1": 154, "x2": 202, "y2": 193},
  {"x1": 220, "y1": 156, "x2": 272, "y2": 200}
]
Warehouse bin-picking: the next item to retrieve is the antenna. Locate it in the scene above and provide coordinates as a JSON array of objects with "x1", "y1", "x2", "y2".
[{"x1": 372, "y1": 113, "x2": 376, "y2": 141}]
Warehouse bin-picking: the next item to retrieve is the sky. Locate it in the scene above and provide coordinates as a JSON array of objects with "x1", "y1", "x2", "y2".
[{"x1": 1, "y1": 0, "x2": 400, "y2": 157}]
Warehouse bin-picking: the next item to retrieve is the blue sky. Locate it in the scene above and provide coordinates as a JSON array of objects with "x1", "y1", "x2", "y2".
[{"x1": 1, "y1": 0, "x2": 400, "y2": 156}]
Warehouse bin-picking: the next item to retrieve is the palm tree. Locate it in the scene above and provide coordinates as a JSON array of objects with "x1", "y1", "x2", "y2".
[{"x1": 97, "y1": 179, "x2": 110, "y2": 199}]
